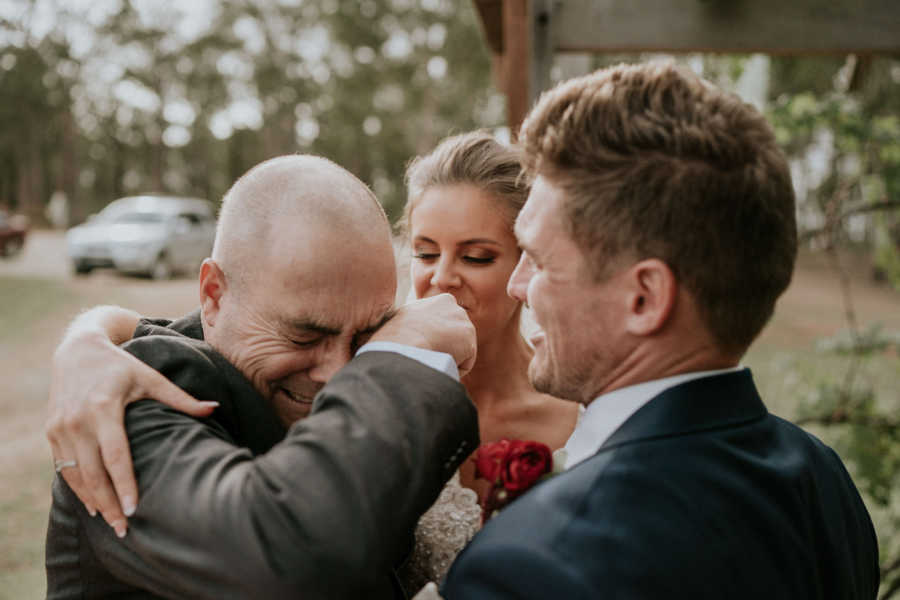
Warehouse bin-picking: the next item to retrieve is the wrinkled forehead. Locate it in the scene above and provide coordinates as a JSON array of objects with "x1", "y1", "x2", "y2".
[{"x1": 264, "y1": 229, "x2": 397, "y2": 327}]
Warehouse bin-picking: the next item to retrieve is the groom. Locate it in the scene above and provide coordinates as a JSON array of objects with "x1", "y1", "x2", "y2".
[{"x1": 440, "y1": 63, "x2": 880, "y2": 598}]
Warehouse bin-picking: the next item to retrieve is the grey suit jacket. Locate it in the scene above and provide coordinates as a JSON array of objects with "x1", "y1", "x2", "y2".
[{"x1": 46, "y1": 311, "x2": 479, "y2": 599}]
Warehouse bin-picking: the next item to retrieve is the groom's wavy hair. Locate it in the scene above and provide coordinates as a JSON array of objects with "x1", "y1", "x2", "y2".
[{"x1": 519, "y1": 61, "x2": 797, "y2": 354}]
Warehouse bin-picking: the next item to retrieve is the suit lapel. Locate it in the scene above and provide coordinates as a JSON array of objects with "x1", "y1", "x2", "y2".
[{"x1": 599, "y1": 370, "x2": 768, "y2": 452}]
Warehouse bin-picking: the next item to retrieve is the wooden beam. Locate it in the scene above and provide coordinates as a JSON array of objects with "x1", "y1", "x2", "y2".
[
  {"x1": 472, "y1": 0, "x2": 504, "y2": 54},
  {"x1": 551, "y1": 0, "x2": 900, "y2": 54}
]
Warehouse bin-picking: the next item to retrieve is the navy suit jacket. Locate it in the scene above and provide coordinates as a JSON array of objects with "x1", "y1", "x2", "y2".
[{"x1": 442, "y1": 370, "x2": 879, "y2": 599}]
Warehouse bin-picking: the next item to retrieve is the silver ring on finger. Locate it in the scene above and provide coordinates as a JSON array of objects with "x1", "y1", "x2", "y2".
[{"x1": 54, "y1": 459, "x2": 78, "y2": 472}]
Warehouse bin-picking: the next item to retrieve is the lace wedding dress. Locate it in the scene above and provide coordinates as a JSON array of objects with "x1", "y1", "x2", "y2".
[{"x1": 398, "y1": 471, "x2": 482, "y2": 595}]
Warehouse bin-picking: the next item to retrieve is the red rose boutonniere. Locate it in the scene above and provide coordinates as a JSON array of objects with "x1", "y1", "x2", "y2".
[{"x1": 473, "y1": 439, "x2": 566, "y2": 524}]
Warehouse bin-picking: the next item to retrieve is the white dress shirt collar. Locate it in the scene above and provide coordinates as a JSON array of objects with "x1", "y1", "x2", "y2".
[{"x1": 563, "y1": 366, "x2": 745, "y2": 469}]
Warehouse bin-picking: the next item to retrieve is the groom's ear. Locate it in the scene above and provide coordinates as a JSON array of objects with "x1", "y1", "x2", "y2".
[
  {"x1": 199, "y1": 258, "x2": 227, "y2": 329},
  {"x1": 622, "y1": 258, "x2": 677, "y2": 337}
]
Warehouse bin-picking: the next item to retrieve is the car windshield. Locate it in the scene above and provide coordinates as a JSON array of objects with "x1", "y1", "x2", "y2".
[{"x1": 110, "y1": 212, "x2": 167, "y2": 224}]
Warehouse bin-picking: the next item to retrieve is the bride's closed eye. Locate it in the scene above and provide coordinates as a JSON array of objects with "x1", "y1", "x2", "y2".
[
  {"x1": 462, "y1": 255, "x2": 495, "y2": 265},
  {"x1": 413, "y1": 253, "x2": 496, "y2": 265}
]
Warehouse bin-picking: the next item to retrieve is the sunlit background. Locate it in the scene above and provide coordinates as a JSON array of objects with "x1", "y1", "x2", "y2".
[{"x1": 1, "y1": 1, "x2": 899, "y2": 598}]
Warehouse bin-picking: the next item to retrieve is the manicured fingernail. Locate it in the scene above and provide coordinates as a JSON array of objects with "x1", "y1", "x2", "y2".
[
  {"x1": 112, "y1": 520, "x2": 127, "y2": 538},
  {"x1": 122, "y1": 496, "x2": 136, "y2": 517},
  {"x1": 87, "y1": 506, "x2": 97, "y2": 517},
  {"x1": 201, "y1": 401, "x2": 219, "y2": 409}
]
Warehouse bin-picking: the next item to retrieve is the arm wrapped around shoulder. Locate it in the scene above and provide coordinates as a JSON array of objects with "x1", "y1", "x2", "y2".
[{"x1": 89, "y1": 342, "x2": 477, "y2": 599}]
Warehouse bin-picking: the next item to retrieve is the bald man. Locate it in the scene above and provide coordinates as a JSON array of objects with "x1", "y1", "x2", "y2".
[{"x1": 45, "y1": 156, "x2": 479, "y2": 599}]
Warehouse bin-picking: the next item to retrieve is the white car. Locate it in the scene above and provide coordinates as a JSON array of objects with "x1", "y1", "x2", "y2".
[{"x1": 67, "y1": 195, "x2": 217, "y2": 279}]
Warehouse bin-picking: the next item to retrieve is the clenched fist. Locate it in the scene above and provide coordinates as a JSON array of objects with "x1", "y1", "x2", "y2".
[{"x1": 369, "y1": 294, "x2": 477, "y2": 377}]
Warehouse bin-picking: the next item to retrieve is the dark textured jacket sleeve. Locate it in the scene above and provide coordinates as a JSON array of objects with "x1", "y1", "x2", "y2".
[{"x1": 86, "y1": 338, "x2": 479, "y2": 600}]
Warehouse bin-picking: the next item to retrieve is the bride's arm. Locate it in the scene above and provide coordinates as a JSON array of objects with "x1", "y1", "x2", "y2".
[{"x1": 45, "y1": 305, "x2": 217, "y2": 536}]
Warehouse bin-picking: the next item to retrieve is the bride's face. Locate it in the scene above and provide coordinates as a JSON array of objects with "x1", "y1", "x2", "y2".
[{"x1": 410, "y1": 184, "x2": 522, "y2": 345}]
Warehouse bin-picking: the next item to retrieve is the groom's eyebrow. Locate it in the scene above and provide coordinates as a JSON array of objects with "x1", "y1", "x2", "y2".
[
  {"x1": 513, "y1": 221, "x2": 527, "y2": 248},
  {"x1": 516, "y1": 237, "x2": 535, "y2": 256}
]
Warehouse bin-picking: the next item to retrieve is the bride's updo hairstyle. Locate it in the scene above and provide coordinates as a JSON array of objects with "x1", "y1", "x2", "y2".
[{"x1": 400, "y1": 131, "x2": 528, "y2": 236}]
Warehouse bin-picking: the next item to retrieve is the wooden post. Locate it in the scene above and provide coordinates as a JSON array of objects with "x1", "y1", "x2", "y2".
[
  {"x1": 502, "y1": 0, "x2": 530, "y2": 137},
  {"x1": 530, "y1": 0, "x2": 553, "y2": 106}
]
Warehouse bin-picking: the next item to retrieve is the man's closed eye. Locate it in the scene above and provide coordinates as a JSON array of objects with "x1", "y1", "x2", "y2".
[{"x1": 290, "y1": 337, "x2": 323, "y2": 348}]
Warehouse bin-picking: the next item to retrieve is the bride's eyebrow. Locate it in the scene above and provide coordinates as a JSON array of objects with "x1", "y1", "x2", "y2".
[{"x1": 459, "y1": 239, "x2": 501, "y2": 247}]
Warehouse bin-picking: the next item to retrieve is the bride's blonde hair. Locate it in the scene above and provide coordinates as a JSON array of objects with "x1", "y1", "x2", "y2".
[
  {"x1": 396, "y1": 130, "x2": 538, "y2": 337},
  {"x1": 398, "y1": 130, "x2": 528, "y2": 237}
]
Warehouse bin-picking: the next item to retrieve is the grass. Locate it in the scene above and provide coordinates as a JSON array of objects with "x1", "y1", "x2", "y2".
[
  {"x1": 0, "y1": 276, "x2": 83, "y2": 343},
  {"x1": 0, "y1": 276, "x2": 92, "y2": 599},
  {"x1": 0, "y1": 467, "x2": 54, "y2": 599},
  {"x1": 0, "y1": 274, "x2": 196, "y2": 599}
]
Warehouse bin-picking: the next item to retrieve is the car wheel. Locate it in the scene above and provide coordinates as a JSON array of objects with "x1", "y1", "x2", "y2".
[
  {"x1": 2, "y1": 238, "x2": 22, "y2": 257},
  {"x1": 73, "y1": 260, "x2": 93, "y2": 275},
  {"x1": 150, "y1": 253, "x2": 173, "y2": 280}
]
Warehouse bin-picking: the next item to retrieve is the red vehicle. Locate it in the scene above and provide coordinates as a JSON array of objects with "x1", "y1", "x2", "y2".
[{"x1": 0, "y1": 213, "x2": 28, "y2": 257}]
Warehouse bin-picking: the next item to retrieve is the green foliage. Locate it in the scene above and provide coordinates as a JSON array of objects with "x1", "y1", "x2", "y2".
[
  {"x1": 767, "y1": 57, "x2": 900, "y2": 291},
  {"x1": 798, "y1": 379, "x2": 899, "y2": 506},
  {"x1": 0, "y1": 0, "x2": 501, "y2": 222},
  {"x1": 815, "y1": 323, "x2": 900, "y2": 355}
]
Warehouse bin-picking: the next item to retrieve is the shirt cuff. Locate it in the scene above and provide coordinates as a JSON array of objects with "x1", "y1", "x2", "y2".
[{"x1": 356, "y1": 341, "x2": 460, "y2": 381}]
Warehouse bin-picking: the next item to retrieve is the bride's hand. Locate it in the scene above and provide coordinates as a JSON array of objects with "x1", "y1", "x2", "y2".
[
  {"x1": 370, "y1": 294, "x2": 477, "y2": 377},
  {"x1": 45, "y1": 308, "x2": 217, "y2": 537}
]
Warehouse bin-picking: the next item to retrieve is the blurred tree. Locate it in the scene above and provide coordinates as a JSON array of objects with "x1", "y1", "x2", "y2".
[
  {"x1": 0, "y1": 29, "x2": 79, "y2": 220},
  {"x1": 0, "y1": 0, "x2": 500, "y2": 222},
  {"x1": 769, "y1": 58, "x2": 900, "y2": 291}
]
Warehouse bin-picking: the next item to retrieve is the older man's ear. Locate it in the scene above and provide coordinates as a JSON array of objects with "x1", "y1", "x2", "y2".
[{"x1": 199, "y1": 259, "x2": 228, "y2": 329}]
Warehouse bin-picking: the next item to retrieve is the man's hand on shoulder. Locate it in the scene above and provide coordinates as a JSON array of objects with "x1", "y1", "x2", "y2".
[{"x1": 369, "y1": 294, "x2": 477, "y2": 377}]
